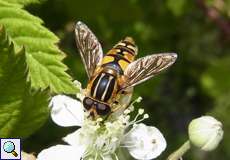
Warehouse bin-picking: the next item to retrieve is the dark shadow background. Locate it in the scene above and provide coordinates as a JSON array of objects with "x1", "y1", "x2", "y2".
[{"x1": 22, "y1": 0, "x2": 230, "y2": 159}]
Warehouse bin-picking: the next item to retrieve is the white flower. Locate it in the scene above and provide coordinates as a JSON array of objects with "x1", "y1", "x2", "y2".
[
  {"x1": 37, "y1": 94, "x2": 167, "y2": 160},
  {"x1": 188, "y1": 116, "x2": 224, "y2": 151}
]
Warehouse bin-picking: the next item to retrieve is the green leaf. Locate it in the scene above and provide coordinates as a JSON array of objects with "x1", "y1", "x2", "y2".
[
  {"x1": 4, "y1": 0, "x2": 40, "y2": 6},
  {"x1": 0, "y1": 26, "x2": 49, "y2": 137},
  {"x1": 0, "y1": 0, "x2": 78, "y2": 94}
]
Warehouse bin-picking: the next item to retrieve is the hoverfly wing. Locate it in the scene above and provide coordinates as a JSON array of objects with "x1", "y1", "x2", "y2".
[
  {"x1": 121, "y1": 53, "x2": 177, "y2": 89},
  {"x1": 75, "y1": 21, "x2": 103, "y2": 78}
]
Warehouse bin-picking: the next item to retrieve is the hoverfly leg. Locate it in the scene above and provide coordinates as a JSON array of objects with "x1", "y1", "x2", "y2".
[
  {"x1": 111, "y1": 105, "x2": 123, "y2": 113},
  {"x1": 111, "y1": 99, "x2": 132, "y2": 113},
  {"x1": 110, "y1": 87, "x2": 134, "y2": 116},
  {"x1": 118, "y1": 88, "x2": 133, "y2": 105}
]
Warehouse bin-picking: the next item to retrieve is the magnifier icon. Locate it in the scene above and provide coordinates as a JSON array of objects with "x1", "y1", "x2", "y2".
[{"x1": 3, "y1": 141, "x2": 18, "y2": 157}]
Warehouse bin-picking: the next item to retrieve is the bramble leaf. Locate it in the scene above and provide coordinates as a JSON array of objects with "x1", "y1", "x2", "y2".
[
  {"x1": 4, "y1": 0, "x2": 40, "y2": 6},
  {"x1": 0, "y1": 26, "x2": 49, "y2": 137},
  {"x1": 0, "y1": 0, "x2": 77, "y2": 94}
]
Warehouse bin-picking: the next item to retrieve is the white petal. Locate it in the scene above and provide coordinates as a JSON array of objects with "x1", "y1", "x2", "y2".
[
  {"x1": 37, "y1": 145, "x2": 85, "y2": 160},
  {"x1": 124, "y1": 123, "x2": 167, "y2": 160},
  {"x1": 50, "y1": 95, "x2": 84, "y2": 127},
  {"x1": 63, "y1": 129, "x2": 83, "y2": 146},
  {"x1": 63, "y1": 128, "x2": 94, "y2": 150}
]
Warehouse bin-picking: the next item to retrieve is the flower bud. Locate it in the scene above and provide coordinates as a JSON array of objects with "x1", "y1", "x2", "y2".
[{"x1": 188, "y1": 116, "x2": 223, "y2": 151}]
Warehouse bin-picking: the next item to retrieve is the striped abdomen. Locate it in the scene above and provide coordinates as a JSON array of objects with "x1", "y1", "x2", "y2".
[
  {"x1": 90, "y1": 72, "x2": 117, "y2": 102},
  {"x1": 101, "y1": 37, "x2": 137, "y2": 75}
]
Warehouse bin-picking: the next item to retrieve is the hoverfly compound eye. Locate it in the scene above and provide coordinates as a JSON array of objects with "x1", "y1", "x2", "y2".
[
  {"x1": 83, "y1": 97, "x2": 94, "y2": 110},
  {"x1": 96, "y1": 103, "x2": 111, "y2": 116}
]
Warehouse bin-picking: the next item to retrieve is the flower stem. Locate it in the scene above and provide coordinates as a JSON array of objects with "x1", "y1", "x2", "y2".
[{"x1": 167, "y1": 140, "x2": 191, "y2": 160}]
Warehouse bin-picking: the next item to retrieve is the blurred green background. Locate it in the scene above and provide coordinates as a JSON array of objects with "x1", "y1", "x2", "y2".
[{"x1": 22, "y1": 0, "x2": 230, "y2": 159}]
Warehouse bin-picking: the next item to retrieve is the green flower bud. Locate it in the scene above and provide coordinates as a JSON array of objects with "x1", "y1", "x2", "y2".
[{"x1": 188, "y1": 116, "x2": 223, "y2": 151}]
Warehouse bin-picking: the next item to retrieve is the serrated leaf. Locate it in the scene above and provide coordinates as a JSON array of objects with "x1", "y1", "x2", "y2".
[
  {"x1": 0, "y1": 0, "x2": 78, "y2": 94},
  {"x1": 0, "y1": 26, "x2": 49, "y2": 137},
  {"x1": 4, "y1": 0, "x2": 40, "y2": 6}
]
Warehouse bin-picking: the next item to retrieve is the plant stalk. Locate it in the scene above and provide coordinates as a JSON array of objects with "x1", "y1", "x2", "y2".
[{"x1": 167, "y1": 140, "x2": 191, "y2": 160}]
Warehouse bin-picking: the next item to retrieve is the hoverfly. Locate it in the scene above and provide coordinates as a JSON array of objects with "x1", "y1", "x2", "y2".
[{"x1": 75, "y1": 21, "x2": 177, "y2": 119}]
